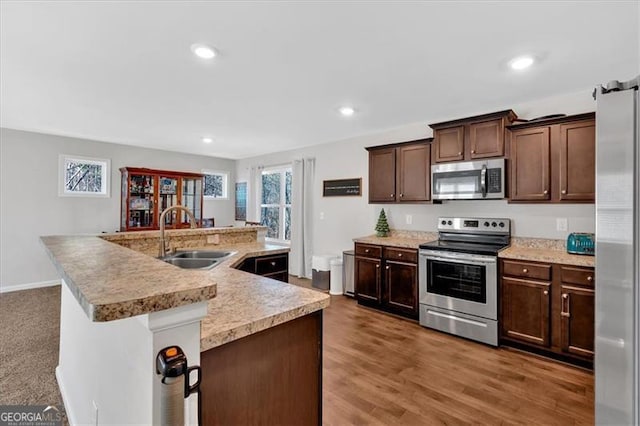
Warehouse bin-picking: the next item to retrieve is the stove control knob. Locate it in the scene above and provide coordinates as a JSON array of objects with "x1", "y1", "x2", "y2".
[
  {"x1": 441, "y1": 220, "x2": 447, "y2": 226},
  {"x1": 499, "y1": 222, "x2": 505, "y2": 228},
  {"x1": 483, "y1": 221, "x2": 490, "y2": 227},
  {"x1": 447, "y1": 220, "x2": 452, "y2": 225},
  {"x1": 491, "y1": 222, "x2": 497, "y2": 227}
]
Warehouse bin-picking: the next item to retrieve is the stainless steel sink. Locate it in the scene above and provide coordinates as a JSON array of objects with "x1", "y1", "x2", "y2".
[
  {"x1": 173, "y1": 250, "x2": 233, "y2": 259},
  {"x1": 161, "y1": 250, "x2": 235, "y2": 270},
  {"x1": 163, "y1": 257, "x2": 219, "y2": 270}
]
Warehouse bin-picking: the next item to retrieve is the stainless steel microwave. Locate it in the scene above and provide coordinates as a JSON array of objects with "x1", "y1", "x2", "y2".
[{"x1": 431, "y1": 158, "x2": 505, "y2": 200}]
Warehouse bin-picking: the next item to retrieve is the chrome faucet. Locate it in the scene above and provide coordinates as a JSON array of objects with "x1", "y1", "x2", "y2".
[{"x1": 158, "y1": 205, "x2": 197, "y2": 257}]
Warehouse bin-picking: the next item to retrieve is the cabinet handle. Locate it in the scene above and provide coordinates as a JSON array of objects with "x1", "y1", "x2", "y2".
[
  {"x1": 543, "y1": 190, "x2": 549, "y2": 195},
  {"x1": 390, "y1": 194, "x2": 394, "y2": 197},
  {"x1": 561, "y1": 293, "x2": 571, "y2": 317},
  {"x1": 400, "y1": 193, "x2": 404, "y2": 197},
  {"x1": 522, "y1": 268, "x2": 528, "y2": 273},
  {"x1": 587, "y1": 276, "x2": 593, "y2": 282},
  {"x1": 543, "y1": 290, "x2": 548, "y2": 295},
  {"x1": 458, "y1": 151, "x2": 462, "y2": 155},
  {"x1": 365, "y1": 249, "x2": 370, "y2": 253},
  {"x1": 385, "y1": 266, "x2": 390, "y2": 270},
  {"x1": 398, "y1": 253, "x2": 403, "y2": 257},
  {"x1": 270, "y1": 261, "x2": 276, "y2": 266},
  {"x1": 471, "y1": 150, "x2": 475, "y2": 154},
  {"x1": 561, "y1": 189, "x2": 567, "y2": 194},
  {"x1": 376, "y1": 264, "x2": 380, "y2": 269}
]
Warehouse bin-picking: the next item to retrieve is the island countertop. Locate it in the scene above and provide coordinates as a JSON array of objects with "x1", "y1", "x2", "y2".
[{"x1": 40, "y1": 233, "x2": 330, "y2": 350}]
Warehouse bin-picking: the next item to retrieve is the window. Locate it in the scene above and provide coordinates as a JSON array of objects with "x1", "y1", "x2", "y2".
[
  {"x1": 235, "y1": 182, "x2": 247, "y2": 221},
  {"x1": 203, "y1": 170, "x2": 228, "y2": 199},
  {"x1": 260, "y1": 167, "x2": 292, "y2": 241},
  {"x1": 59, "y1": 155, "x2": 110, "y2": 197}
]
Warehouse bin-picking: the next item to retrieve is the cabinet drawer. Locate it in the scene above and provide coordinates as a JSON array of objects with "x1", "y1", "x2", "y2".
[
  {"x1": 383, "y1": 247, "x2": 417, "y2": 263},
  {"x1": 255, "y1": 255, "x2": 288, "y2": 275},
  {"x1": 355, "y1": 243, "x2": 382, "y2": 258},
  {"x1": 560, "y1": 266, "x2": 595, "y2": 287},
  {"x1": 502, "y1": 260, "x2": 551, "y2": 281}
]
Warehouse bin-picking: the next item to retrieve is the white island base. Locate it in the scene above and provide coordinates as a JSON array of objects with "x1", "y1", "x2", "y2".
[{"x1": 56, "y1": 281, "x2": 207, "y2": 425}]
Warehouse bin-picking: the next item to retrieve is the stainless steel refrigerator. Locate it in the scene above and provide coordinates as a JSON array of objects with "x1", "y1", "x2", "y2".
[{"x1": 594, "y1": 76, "x2": 639, "y2": 425}]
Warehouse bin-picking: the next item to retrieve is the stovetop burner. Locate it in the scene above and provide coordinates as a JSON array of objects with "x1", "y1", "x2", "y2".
[{"x1": 419, "y1": 216, "x2": 511, "y2": 256}]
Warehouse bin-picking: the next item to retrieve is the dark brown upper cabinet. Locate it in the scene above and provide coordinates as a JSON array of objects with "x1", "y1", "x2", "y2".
[
  {"x1": 366, "y1": 139, "x2": 432, "y2": 204},
  {"x1": 429, "y1": 110, "x2": 517, "y2": 163},
  {"x1": 507, "y1": 113, "x2": 595, "y2": 203}
]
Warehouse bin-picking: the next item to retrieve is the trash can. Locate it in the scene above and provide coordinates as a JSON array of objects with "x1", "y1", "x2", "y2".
[
  {"x1": 312, "y1": 255, "x2": 336, "y2": 290},
  {"x1": 329, "y1": 258, "x2": 343, "y2": 295},
  {"x1": 343, "y1": 250, "x2": 355, "y2": 297}
]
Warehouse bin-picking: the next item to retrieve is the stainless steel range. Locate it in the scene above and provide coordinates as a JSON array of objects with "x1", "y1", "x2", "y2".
[{"x1": 418, "y1": 217, "x2": 511, "y2": 346}]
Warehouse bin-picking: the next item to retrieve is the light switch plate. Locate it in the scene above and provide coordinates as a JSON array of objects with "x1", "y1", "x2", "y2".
[
  {"x1": 406, "y1": 214, "x2": 413, "y2": 225},
  {"x1": 556, "y1": 218, "x2": 568, "y2": 232}
]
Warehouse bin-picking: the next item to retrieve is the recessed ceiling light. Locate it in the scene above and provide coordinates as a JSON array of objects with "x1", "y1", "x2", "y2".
[
  {"x1": 191, "y1": 44, "x2": 216, "y2": 59},
  {"x1": 339, "y1": 106, "x2": 355, "y2": 117},
  {"x1": 202, "y1": 137, "x2": 213, "y2": 144},
  {"x1": 509, "y1": 55, "x2": 534, "y2": 70}
]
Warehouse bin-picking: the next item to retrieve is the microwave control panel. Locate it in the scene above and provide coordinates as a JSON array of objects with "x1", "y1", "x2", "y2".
[{"x1": 487, "y1": 168, "x2": 502, "y2": 193}]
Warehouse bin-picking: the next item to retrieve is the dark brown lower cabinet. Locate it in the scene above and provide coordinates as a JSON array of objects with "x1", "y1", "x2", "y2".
[
  {"x1": 385, "y1": 260, "x2": 418, "y2": 317},
  {"x1": 560, "y1": 284, "x2": 595, "y2": 358},
  {"x1": 354, "y1": 256, "x2": 382, "y2": 303},
  {"x1": 501, "y1": 277, "x2": 550, "y2": 347},
  {"x1": 237, "y1": 253, "x2": 289, "y2": 282},
  {"x1": 354, "y1": 243, "x2": 418, "y2": 319},
  {"x1": 200, "y1": 311, "x2": 322, "y2": 425},
  {"x1": 500, "y1": 259, "x2": 594, "y2": 366}
]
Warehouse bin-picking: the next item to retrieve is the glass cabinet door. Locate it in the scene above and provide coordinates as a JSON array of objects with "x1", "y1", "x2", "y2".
[
  {"x1": 128, "y1": 174, "x2": 155, "y2": 229},
  {"x1": 158, "y1": 176, "x2": 179, "y2": 227},
  {"x1": 181, "y1": 177, "x2": 202, "y2": 226}
]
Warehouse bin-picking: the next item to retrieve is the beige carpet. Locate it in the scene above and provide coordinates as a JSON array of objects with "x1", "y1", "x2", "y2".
[{"x1": 0, "y1": 285, "x2": 63, "y2": 407}]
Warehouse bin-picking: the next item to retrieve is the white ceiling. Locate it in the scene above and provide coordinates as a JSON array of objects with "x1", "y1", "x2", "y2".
[{"x1": 1, "y1": 2, "x2": 638, "y2": 159}]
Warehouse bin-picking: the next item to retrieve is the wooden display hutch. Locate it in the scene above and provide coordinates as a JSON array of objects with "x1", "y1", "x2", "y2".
[{"x1": 120, "y1": 167, "x2": 204, "y2": 232}]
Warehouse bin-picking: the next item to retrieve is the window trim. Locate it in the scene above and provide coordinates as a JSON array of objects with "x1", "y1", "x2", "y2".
[
  {"x1": 58, "y1": 154, "x2": 111, "y2": 197},
  {"x1": 260, "y1": 166, "x2": 292, "y2": 243},
  {"x1": 202, "y1": 169, "x2": 229, "y2": 200}
]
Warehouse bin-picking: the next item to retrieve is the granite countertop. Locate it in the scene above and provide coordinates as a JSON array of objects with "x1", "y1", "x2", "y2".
[
  {"x1": 41, "y1": 235, "x2": 330, "y2": 350},
  {"x1": 40, "y1": 235, "x2": 218, "y2": 322},
  {"x1": 499, "y1": 237, "x2": 595, "y2": 268},
  {"x1": 353, "y1": 230, "x2": 438, "y2": 249}
]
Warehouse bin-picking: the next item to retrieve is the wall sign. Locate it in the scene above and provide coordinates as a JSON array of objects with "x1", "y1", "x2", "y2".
[{"x1": 322, "y1": 178, "x2": 362, "y2": 197}]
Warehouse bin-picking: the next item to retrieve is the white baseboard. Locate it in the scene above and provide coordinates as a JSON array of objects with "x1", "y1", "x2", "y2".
[
  {"x1": 0, "y1": 279, "x2": 61, "y2": 293},
  {"x1": 55, "y1": 366, "x2": 78, "y2": 426}
]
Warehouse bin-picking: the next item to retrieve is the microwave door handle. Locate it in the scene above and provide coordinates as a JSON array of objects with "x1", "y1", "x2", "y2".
[{"x1": 480, "y1": 165, "x2": 487, "y2": 198}]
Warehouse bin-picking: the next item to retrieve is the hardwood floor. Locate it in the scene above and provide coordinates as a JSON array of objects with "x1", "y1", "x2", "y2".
[{"x1": 322, "y1": 296, "x2": 594, "y2": 425}]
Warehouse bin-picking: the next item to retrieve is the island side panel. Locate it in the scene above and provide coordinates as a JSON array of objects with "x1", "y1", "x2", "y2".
[{"x1": 200, "y1": 311, "x2": 323, "y2": 425}]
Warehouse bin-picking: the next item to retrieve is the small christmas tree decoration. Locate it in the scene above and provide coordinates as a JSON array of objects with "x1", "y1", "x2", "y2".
[{"x1": 375, "y1": 209, "x2": 390, "y2": 237}]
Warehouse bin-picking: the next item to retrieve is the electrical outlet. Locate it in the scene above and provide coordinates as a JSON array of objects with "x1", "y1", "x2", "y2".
[
  {"x1": 319, "y1": 212, "x2": 325, "y2": 220},
  {"x1": 206, "y1": 234, "x2": 220, "y2": 245},
  {"x1": 405, "y1": 214, "x2": 413, "y2": 225},
  {"x1": 556, "y1": 218, "x2": 568, "y2": 232},
  {"x1": 92, "y1": 400, "x2": 98, "y2": 425}
]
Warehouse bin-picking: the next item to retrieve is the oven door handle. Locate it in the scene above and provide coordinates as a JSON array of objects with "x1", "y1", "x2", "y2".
[
  {"x1": 422, "y1": 254, "x2": 496, "y2": 266},
  {"x1": 480, "y1": 164, "x2": 487, "y2": 198}
]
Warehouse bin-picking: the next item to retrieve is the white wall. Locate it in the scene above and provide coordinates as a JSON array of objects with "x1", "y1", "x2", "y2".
[
  {"x1": 0, "y1": 128, "x2": 236, "y2": 290},
  {"x1": 236, "y1": 89, "x2": 597, "y2": 260}
]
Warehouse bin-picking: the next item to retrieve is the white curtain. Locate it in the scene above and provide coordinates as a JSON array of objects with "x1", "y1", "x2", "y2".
[
  {"x1": 247, "y1": 165, "x2": 263, "y2": 222},
  {"x1": 290, "y1": 158, "x2": 315, "y2": 278}
]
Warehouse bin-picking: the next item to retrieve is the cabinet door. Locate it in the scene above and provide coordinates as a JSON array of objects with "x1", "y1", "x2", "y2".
[
  {"x1": 469, "y1": 119, "x2": 504, "y2": 159},
  {"x1": 397, "y1": 143, "x2": 430, "y2": 202},
  {"x1": 559, "y1": 120, "x2": 595, "y2": 201},
  {"x1": 433, "y1": 126, "x2": 465, "y2": 163},
  {"x1": 384, "y1": 261, "x2": 418, "y2": 317},
  {"x1": 355, "y1": 256, "x2": 382, "y2": 304},
  {"x1": 560, "y1": 284, "x2": 595, "y2": 359},
  {"x1": 501, "y1": 277, "x2": 551, "y2": 347},
  {"x1": 368, "y1": 148, "x2": 397, "y2": 202},
  {"x1": 510, "y1": 127, "x2": 551, "y2": 201}
]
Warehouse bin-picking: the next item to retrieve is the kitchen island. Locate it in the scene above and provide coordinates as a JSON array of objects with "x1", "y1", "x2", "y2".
[{"x1": 41, "y1": 227, "x2": 329, "y2": 425}]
